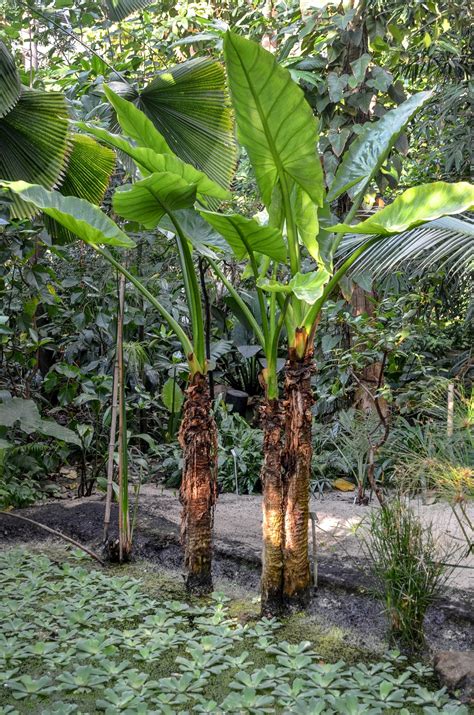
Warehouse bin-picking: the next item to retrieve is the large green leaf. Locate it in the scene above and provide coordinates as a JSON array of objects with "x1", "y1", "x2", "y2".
[
  {"x1": 199, "y1": 210, "x2": 287, "y2": 262},
  {"x1": 0, "y1": 181, "x2": 135, "y2": 248},
  {"x1": 0, "y1": 87, "x2": 69, "y2": 218},
  {"x1": 107, "y1": 58, "x2": 237, "y2": 191},
  {"x1": 223, "y1": 32, "x2": 324, "y2": 209},
  {"x1": 104, "y1": 86, "x2": 172, "y2": 155},
  {"x1": 294, "y1": 186, "x2": 324, "y2": 266},
  {"x1": 331, "y1": 182, "x2": 474, "y2": 235},
  {"x1": 75, "y1": 121, "x2": 229, "y2": 202},
  {"x1": 258, "y1": 269, "x2": 330, "y2": 304},
  {"x1": 289, "y1": 269, "x2": 331, "y2": 304},
  {"x1": 0, "y1": 41, "x2": 21, "y2": 117},
  {"x1": 161, "y1": 377, "x2": 184, "y2": 413},
  {"x1": 160, "y1": 209, "x2": 228, "y2": 258},
  {"x1": 0, "y1": 397, "x2": 80, "y2": 445},
  {"x1": 327, "y1": 91, "x2": 432, "y2": 202},
  {"x1": 340, "y1": 215, "x2": 474, "y2": 279},
  {"x1": 113, "y1": 173, "x2": 197, "y2": 228},
  {"x1": 45, "y1": 134, "x2": 116, "y2": 243}
]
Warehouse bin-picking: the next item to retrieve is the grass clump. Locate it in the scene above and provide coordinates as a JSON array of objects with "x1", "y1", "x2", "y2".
[{"x1": 365, "y1": 498, "x2": 458, "y2": 651}]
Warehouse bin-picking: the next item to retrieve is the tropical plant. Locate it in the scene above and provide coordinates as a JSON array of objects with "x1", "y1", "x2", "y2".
[
  {"x1": 206, "y1": 32, "x2": 474, "y2": 614},
  {"x1": 364, "y1": 498, "x2": 458, "y2": 650},
  {"x1": 0, "y1": 112, "x2": 223, "y2": 592},
  {"x1": 0, "y1": 41, "x2": 115, "y2": 231}
]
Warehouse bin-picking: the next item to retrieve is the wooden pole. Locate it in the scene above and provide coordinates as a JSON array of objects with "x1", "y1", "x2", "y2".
[{"x1": 103, "y1": 286, "x2": 121, "y2": 541}]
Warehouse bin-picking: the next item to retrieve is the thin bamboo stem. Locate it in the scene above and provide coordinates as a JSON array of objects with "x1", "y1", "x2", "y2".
[
  {"x1": 116, "y1": 274, "x2": 131, "y2": 561},
  {"x1": 103, "y1": 274, "x2": 121, "y2": 542}
]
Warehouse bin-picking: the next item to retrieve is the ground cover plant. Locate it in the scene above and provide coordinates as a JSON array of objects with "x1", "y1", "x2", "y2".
[
  {"x1": 0, "y1": 0, "x2": 473, "y2": 702},
  {"x1": 0, "y1": 547, "x2": 469, "y2": 715}
]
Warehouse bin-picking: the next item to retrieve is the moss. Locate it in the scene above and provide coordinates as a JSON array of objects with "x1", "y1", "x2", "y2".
[{"x1": 277, "y1": 613, "x2": 377, "y2": 663}]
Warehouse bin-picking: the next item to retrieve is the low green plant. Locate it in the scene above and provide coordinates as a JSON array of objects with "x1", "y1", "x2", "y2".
[
  {"x1": 364, "y1": 498, "x2": 458, "y2": 650},
  {"x1": 159, "y1": 403, "x2": 263, "y2": 494},
  {"x1": 0, "y1": 547, "x2": 468, "y2": 714},
  {"x1": 216, "y1": 404, "x2": 263, "y2": 494}
]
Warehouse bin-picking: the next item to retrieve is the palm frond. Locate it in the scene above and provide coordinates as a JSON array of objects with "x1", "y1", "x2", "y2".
[
  {"x1": 45, "y1": 134, "x2": 116, "y2": 243},
  {"x1": 102, "y1": 0, "x2": 155, "y2": 21},
  {"x1": 0, "y1": 87, "x2": 69, "y2": 218},
  {"x1": 0, "y1": 41, "x2": 21, "y2": 117},
  {"x1": 340, "y1": 214, "x2": 474, "y2": 279},
  {"x1": 110, "y1": 58, "x2": 237, "y2": 191}
]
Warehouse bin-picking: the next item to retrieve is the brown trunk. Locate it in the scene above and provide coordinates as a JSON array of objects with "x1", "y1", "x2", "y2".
[
  {"x1": 282, "y1": 350, "x2": 314, "y2": 608},
  {"x1": 351, "y1": 284, "x2": 389, "y2": 418},
  {"x1": 179, "y1": 372, "x2": 217, "y2": 594},
  {"x1": 260, "y1": 398, "x2": 285, "y2": 616}
]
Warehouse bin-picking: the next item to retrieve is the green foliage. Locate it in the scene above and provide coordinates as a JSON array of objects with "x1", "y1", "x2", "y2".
[
  {"x1": 0, "y1": 548, "x2": 467, "y2": 714},
  {"x1": 0, "y1": 396, "x2": 79, "y2": 444},
  {"x1": 0, "y1": 181, "x2": 135, "y2": 248},
  {"x1": 106, "y1": 56, "x2": 237, "y2": 191},
  {"x1": 200, "y1": 211, "x2": 287, "y2": 263},
  {"x1": 0, "y1": 41, "x2": 115, "y2": 226},
  {"x1": 327, "y1": 92, "x2": 432, "y2": 202},
  {"x1": 223, "y1": 32, "x2": 324, "y2": 210},
  {"x1": 0, "y1": 89, "x2": 69, "y2": 218},
  {"x1": 0, "y1": 40, "x2": 20, "y2": 116},
  {"x1": 216, "y1": 405, "x2": 263, "y2": 494},
  {"x1": 333, "y1": 182, "x2": 474, "y2": 235},
  {"x1": 364, "y1": 499, "x2": 458, "y2": 650},
  {"x1": 46, "y1": 135, "x2": 116, "y2": 243}
]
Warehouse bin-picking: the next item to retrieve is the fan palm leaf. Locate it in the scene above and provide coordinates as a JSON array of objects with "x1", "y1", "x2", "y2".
[
  {"x1": 108, "y1": 58, "x2": 237, "y2": 190},
  {"x1": 45, "y1": 134, "x2": 116, "y2": 243},
  {"x1": 0, "y1": 87, "x2": 70, "y2": 218},
  {"x1": 102, "y1": 0, "x2": 155, "y2": 21},
  {"x1": 0, "y1": 42, "x2": 115, "y2": 229},
  {"x1": 340, "y1": 214, "x2": 474, "y2": 278},
  {"x1": 0, "y1": 41, "x2": 21, "y2": 117}
]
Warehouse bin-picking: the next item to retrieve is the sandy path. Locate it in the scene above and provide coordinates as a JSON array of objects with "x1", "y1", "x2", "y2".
[{"x1": 139, "y1": 486, "x2": 473, "y2": 591}]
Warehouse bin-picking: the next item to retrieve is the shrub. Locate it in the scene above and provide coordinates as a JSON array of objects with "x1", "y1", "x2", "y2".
[{"x1": 364, "y1": 498, "x2": 457, "y2": 651}]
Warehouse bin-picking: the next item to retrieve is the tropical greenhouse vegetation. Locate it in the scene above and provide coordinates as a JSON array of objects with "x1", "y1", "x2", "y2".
[{"x1": 0, "y1": 0, "x2": 472, "y2": 712}]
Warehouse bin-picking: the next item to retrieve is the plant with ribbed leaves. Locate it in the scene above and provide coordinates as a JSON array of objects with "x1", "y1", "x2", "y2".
[
  {"x1": 0, "y1": 41, "x2": 114, "y2": 234},
  {"x1": 0, "y1": 82, "x2": 235, "y2": 593},
  {"x1": 106, "y1": 56, "x2": 237, "y2": 193},
  {"x1": 207, "y1": 31, "x2": 474, "y2": 614}
]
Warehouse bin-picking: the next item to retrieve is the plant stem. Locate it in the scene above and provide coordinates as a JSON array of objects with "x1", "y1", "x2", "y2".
[
  {"x1": 92, "y1": 245, "x2": 194, "y2": 360},
  {"x1": 103, "y1": 273, "x2": 121, "y2": 541},
  {"x1": 0, "y1": 511, "x2": 105, "y2": 565}
]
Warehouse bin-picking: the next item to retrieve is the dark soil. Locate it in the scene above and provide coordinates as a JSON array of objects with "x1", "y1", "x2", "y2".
[{"x1": 1, "y1": 497, "x2": 472, "y2": 655}]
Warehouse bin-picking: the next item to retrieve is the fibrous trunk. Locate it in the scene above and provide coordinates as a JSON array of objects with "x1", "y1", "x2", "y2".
[
  {"x1": 260, "y1": 398, "x2": 285, "y2": 616},
  {"x1": 282, "y1": 350, "x2": 314, "y2": 608},
  {"x1": 179, "y1": 372, "x2": 217, "y2": 594}
]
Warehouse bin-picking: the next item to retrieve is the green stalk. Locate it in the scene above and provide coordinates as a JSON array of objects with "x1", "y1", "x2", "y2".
[
  {"x1": 238, "y1": 235, "x2": 269, "y2": 344},
  {"x1": 92, "y1": 245, "x2": 198, "y2": 367},
  {"x1": 280, "y1": 174, "x2": 302, "y2": 329},
  {"x1": 167, "y1": 212, "x2": 206, "y2": 371},
  {"x1": 117, "y1": 275, "x2": 130, "y2": 561},
  {"x1": 266, "y1": 294, "x2": 291, "y2": 400},
  {"x1": 331, "y1": 185, "x2": 368, "y2": 254},
  {"x1": 303, "y1": 234, "x2": 382, "y2": 333},
  {"x1": 207, "y1": 257, "x2": 265, "y2": 348},
  {"x1": 142, "y1": 184, "x2": 206, "y2": 373}
]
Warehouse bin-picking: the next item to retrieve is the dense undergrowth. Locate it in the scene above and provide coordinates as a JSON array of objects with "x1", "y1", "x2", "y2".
[{"x1": 0, "y1": 548, "x2": 467, "y2": 715}]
